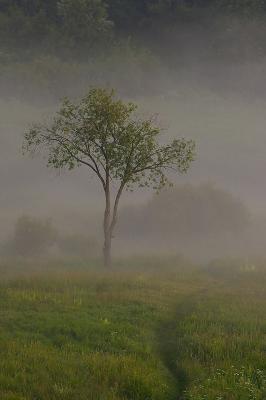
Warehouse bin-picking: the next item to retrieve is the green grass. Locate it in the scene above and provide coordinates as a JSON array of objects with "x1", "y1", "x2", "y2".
[{"x1": 0, "y1": 258, "x2": 265, "y2": 399}]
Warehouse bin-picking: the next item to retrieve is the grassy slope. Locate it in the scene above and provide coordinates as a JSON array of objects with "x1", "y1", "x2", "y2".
[{"x1": 0, "y1": 258, "x2": 265, "y2": 400}]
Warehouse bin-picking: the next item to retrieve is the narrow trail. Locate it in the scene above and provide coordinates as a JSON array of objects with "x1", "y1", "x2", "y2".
[{"x1": 156, "y1": 290, "x2": 207, "y2": 399}]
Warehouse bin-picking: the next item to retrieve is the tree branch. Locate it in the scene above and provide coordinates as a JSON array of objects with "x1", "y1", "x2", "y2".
[{"x1": 47, "y1": 135, "x2": 106, "y2": 190}]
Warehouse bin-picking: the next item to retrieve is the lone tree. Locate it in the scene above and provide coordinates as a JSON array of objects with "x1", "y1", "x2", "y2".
[{"x1": 23, "y1": 88, "x2": 195, "y2": 266}]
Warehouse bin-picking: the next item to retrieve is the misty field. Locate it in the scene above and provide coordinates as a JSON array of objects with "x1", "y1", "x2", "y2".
[{"x1": 0, "y1": 258, "x2": 265, "y2": 400}]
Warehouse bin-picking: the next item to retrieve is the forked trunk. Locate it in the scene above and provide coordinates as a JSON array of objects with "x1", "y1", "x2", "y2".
[{"x1": 103, "y1": 176, "x2": 124, "y2": 267}]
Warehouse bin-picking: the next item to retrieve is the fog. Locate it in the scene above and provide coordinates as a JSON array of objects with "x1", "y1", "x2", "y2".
[{"x1": 1, "y1": 16, "x2": 266, "y2": 261}]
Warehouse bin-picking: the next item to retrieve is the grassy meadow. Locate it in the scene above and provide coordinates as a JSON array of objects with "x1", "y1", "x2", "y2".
[{"x1": 0, "y1": 257, "x2": 265, "y2": 400}]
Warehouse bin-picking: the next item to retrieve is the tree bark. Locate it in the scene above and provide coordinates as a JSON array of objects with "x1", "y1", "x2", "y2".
[
  {"x1": 103, "y1": 178, "x2": 125, "y2": 267},
  {"x1": 103, "y1": 174, "x2": 112, "y2": 268},
  {"x1": 103, "y1": 229, "x2": 112, "y2": 268}
]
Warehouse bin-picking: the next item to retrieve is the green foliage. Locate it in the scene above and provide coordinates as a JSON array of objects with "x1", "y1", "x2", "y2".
[
  {"x1": 0, "y1": 2, "x2": 56, "y2": 51},
  {"x1": 23, "y1": 88, "x2": 195, "y2": 192},
  {"x1": 2, "y1": 0, "x2": 266, "y2": 57},
  {"x1": 57, "y1": 0, "x2": 113, "y2": 53},
  {"x1": 0, "y1": 0, "x2": 113, "y2": 55}
]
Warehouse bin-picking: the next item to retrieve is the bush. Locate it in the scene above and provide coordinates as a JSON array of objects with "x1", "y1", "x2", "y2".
[{"x1": 4, "y1": 215, "x2": 57, "y2": 257}]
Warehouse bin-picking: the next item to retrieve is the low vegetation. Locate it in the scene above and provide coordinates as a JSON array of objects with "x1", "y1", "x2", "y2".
[{"x1": 0, "y1": 258, "x2": 265, "y2": 399}]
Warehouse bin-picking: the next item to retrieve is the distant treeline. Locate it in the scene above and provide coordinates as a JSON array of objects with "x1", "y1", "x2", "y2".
[
  {"x1": 1, "y1": 1, "x2": 266, "y2": 102},
  {"x1": 1, "y1": 0, "x2": 266, "y2": 59}
]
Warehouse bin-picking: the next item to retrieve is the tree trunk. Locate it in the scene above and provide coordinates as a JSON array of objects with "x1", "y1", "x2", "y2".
[
  {"x1": 102, "y1": 177, "x2": 124, "y2": 268},
  {"x1": 103, "y1": 230, "x2": 112, "y2": 268},
  {"x1": 103, "y1": 176, "x2": 112, "y2": 268}
]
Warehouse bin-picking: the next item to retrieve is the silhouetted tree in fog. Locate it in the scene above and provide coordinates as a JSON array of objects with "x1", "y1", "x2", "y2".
[{"x1": 23, "y1": 88, "x2": 195, "y2": 266}]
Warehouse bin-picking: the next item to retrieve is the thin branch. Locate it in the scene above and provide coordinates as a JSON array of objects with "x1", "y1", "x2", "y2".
[
  {"x1": 47, "y1": 135, "x2": 106, "y2": 190},
  {"x1": 47, "y1": 127, "x2": 107, "y2": 185}
]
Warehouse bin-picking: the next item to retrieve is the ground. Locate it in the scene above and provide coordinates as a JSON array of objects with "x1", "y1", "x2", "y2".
[{"x1": 0, "y1": 257, "x2": 265, "y2": 399}]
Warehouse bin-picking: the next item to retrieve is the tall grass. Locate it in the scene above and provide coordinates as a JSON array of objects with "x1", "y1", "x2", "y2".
[{"x1": 0, "y1": 257, "x2": 265, "y2": 399}]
